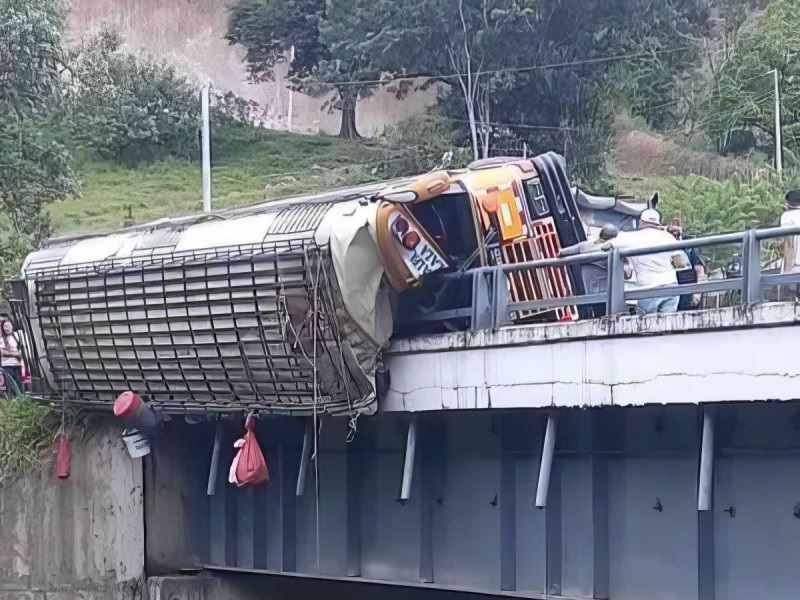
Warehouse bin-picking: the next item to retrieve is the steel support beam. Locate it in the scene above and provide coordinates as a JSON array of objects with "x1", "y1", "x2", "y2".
[
  {"x1": 280, "y1": 442, "x2": 297, "y2": 572},
  {"x1": 296, "y1": 419, "x2": 313, "y2": 496},
  {"x1": 209, "y1": 427, "x2": 236, "y2": 567},
  {"x1": 207, "y1": 421, "x2": 223, "y2": 496},
  {"x1": 346, "y1": 440, "x2": 362, "y2": 577},
  {"x1": 236, "y1": 488, "x2": 255, "y2": 569},
  {"x1": 698, "y1": 407, "x2": 716, "y2": 600},
  {"x1": 399, "y1": 416, "x2": 418, "y2": 501},
  {"x1": 500, "y1": 422, "x2": 517, "y2": 592},
  {"x1": 253, "y1": 479, "x2": 268, "y2": 569},
  {"x1": 536, "y1": 414, "x2": 558, "y2": 508},
  {"x1": 419, "y1": 420, "x2": 440, "y2": 584},
  {"x1": 698, "y1": 509, "x2": 715, "y2": 600},
  {"x1": 698, "y1": 409, "x2": 715, "y2": 511},
  {"x1": 592, "y1": 413, "x2": 610, "y2": 600},
  {"x1": 545, "y1": 459, "x2": 562, "y2": 595}
]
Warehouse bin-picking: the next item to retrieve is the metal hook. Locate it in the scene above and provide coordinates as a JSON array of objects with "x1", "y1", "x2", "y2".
[
  {"x1": 724, "y1": 506, "x2": 736, "y2": 518},
  {"x1": 653, "y1": 498, "x2": 663, "y2": 512},
  {"x1": 490, "y1": 494, "x2": 498, "y2": 507}
]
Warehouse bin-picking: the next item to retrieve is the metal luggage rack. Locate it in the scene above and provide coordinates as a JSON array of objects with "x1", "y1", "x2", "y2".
[
  {"x1": 14, "y1": 239, "x2": 370, "y2": 416},
  {"x1": 25, "y1": 237, "x2": 313, "y2": 279}
]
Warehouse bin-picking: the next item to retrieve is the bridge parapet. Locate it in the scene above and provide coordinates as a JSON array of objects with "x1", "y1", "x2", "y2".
[{"x1": 384, "y1": 303, "x2": 800, "y2": 412}]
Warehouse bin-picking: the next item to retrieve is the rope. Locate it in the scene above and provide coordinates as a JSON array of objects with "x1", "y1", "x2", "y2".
[{"x1": 312, "y1": 254, "x2": 322, "y2": 576}]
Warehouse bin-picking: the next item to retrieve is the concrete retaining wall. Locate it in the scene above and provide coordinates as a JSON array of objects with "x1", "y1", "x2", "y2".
[{"x1": 0, "y1": 419, "x2": 144, "y2": 600}]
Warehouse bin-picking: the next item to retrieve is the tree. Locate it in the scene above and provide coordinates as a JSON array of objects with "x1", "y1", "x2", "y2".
[
  {"x1": 353, "y1": 0, "x2": 534, "y2": 160},
  {"x1": 68, "y1": 28, "x2": 200, "y2": 164},
  {"x1": 226, "y1": 0, "x2": 382, "y2": 138},
  {"x1": 489, "y1": 0, "x2": 706, "y2": 183},
  {"x1": 702, "y1": 0, "x2": 800, "y2": 162},
  {"x1": 354, "y1": 0, "x2": 705, "y2": 171},
  {"x1": 0, "y1": 0, "x2": 79, "y2": 285}
]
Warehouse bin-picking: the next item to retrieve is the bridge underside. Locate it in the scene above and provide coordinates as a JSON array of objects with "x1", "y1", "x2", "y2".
[
  {"x1": 141, "y1": 304, "x2": 800, "y2": 600},
  {"x1": 156, "y1": 398, "x2": 800, "y2": 600}
]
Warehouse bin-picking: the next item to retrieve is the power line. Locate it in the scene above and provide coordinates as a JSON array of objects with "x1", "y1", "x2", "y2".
[
  {"x1": 320, "y1": 46, "x2": 697, "y2": 87},
  {"x1": 441, "y1": 117, "x2": 578, "y2": 131}
]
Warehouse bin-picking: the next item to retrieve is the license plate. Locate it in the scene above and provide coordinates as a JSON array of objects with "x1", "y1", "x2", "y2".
[{"x1": 405, "y1": 240, "x2": 447, "y2": 277}]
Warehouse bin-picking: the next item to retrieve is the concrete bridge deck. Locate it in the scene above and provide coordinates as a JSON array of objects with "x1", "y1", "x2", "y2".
[{"x1": 384, "y1": 303, "x2": 800, "y2": 412}]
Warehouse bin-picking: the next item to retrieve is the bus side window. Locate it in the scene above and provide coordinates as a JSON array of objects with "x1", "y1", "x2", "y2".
[{"x1": 524, "y1": 180, "x2": 550, "y2": 217}]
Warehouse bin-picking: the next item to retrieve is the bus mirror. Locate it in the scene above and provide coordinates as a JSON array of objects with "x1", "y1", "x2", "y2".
[
  {"x1": 480, "y1": 193, "x2": 499, "y2": 214},
  {"x1": 381, "y1": 191, "x2": 419, "y2": 204}
]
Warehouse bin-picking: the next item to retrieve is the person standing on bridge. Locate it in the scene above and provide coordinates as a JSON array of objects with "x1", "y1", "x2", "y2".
[{"x1": 612, "y1": 209, "x2": 688, "y2": 314}]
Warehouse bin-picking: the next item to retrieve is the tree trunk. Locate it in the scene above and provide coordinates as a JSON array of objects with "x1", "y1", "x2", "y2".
[{"x1": 337, "y1": 87, "x2": 360, "y2": 139}]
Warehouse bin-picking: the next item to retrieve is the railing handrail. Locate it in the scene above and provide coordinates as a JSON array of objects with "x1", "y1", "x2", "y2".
[{"x1": 415, "y1": 225, "x2": 800, "y2": 331}]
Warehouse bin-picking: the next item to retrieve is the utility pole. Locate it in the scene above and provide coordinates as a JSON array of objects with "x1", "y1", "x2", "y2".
[
  {"x1": 773, "y1": 68, "x2": 783, "y2": 174},
  {"x1": 201, "y1": 86, "x2": 212, "y2": 213},
  {"x1": 287, "y1": 45, "x2": 295, "y2": 133}
]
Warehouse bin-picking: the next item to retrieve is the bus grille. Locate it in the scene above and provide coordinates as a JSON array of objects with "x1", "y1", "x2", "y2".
[{"x1": 501, "y1": 218, "x2": 578, "y2": 322}]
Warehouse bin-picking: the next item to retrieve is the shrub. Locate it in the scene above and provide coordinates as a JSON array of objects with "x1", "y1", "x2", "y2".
[
  {"x1": 0, "y1": 396, "x2": 62, "y2": 484},
  {"x1": 618, "y1": 170, "x2": 800, "y2": 269},
  {"x1": 373, "y1": 114, "x2": 471, "y2": 179},
  {"x1": 69, "y1": 28, "x2": 200, "y2": 165},
  {"x1": 211, "y1": 90, "x2": 264, "y2": 128}
]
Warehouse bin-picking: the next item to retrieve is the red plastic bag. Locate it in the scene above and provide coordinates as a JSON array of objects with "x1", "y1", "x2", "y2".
[
  {"x1": 20, "y1": 358, "x2": 31, "y2": 387},
  {"x1": 56, "y1": 432, "x2": 70, "y2": 480},
  {"x1": 228, "y1": 415, "x2": 268, "y2": 488}
]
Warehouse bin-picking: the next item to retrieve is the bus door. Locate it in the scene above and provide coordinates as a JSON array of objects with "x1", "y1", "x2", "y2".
[{"x1": 531, "y1": 152, "x2": 588, "y2": 303}]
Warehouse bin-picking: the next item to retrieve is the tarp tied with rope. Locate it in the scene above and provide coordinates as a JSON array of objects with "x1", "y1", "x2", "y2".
[{"x1": 11, "y1": 188, "x2": 396, "y2": 418}]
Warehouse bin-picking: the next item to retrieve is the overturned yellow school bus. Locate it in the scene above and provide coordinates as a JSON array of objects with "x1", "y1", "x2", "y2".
[{"x1": 10, "y1": 153, "x2": 645, "y2": 416}]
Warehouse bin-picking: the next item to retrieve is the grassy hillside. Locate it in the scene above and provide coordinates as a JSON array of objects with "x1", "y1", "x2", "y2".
[
  {"x1": 49, "y1": 122, "x2": 790, "y2": 241},
  {"x1": 50, "y1": 126, "x2": 381, "y2": 234}
]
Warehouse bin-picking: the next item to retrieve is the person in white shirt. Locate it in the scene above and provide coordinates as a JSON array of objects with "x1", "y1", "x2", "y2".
[
  {"x1": 612, "y1": 209, "x2": 689, "y2": 313},
  {"x1": 780, "y1": 190, "x2": 800, "y2": 274},
  {"x1": 1, "y1": 319, "x2": 23, "y2": 394}
]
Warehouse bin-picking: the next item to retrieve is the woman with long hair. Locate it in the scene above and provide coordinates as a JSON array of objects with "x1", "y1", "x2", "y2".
[{"x1": 1, "y1": 319, "x2": 23, "y2": 395}]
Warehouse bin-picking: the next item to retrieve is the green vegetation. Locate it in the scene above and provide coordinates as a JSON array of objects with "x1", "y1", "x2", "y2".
[
  {"x1": 615, "y1": 173, "x2": 789, "y2": 236},
  {"x1": 703, "y1": 0, "x2": 800, "y2": 159},
  {"x1": 0, "y1": 0, "x2": 79, "y2": 286},
  {"x1": 50, "y1": 125, "x2": 381, "y2": 233},
  {"x1": 4, "y1": 0, "x2": 800, "y2": 262},
  {"x1": 68, "y1": 27, "x2": 200, "y2": 165},
  {"x1": 0, "y1": 396, "x2": 61, "y2": 484}
]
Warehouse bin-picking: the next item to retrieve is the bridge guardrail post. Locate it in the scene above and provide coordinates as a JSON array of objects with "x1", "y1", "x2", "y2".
[
  {"x1": 606, "y1": 249, "x2": 627, "y2": 315},
  {"x1": 742, "y1": 229, "x2": 762, "y2": 305},
  {"x1": 493, "y1": 268, "x2": 509, "y2": 329},
  {"x1": 471, "y1": 270, "x2": 494, "y2": 331}
]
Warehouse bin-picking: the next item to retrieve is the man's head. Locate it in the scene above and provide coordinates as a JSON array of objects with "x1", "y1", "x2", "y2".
[
  {"x1": 786, "y1": 190, "x2": 800, "y2": 209},
  {"x1": 599, "y1": 224, "x2": 619, "y2": 241},
  {"x1": 639, "y1": 208, "x2": 662, "y2": 229}
]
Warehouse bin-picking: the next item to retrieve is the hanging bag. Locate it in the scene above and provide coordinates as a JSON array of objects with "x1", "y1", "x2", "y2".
[
  {"x1": 55, "y1": 430, "x2": 71, "y2": 480},
  {"x1": 229, "y1": 414, "x2": 269, "y2": 488}
]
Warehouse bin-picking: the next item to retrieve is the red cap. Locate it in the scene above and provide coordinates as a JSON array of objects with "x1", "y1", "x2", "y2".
[{"x1": 114, "y1": 391, "x2": 143, "y2": 418}]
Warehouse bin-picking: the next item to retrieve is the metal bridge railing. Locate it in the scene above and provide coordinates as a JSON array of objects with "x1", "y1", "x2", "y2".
[{"x1": 426, "y1": 225, "x2": 800, "y2": 331}]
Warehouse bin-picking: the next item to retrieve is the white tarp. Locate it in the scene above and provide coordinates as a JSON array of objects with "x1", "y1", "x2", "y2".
[
  {"x1": 174, "y1": 213, "x2": 277, "y2": 252},
  {"x1": 60, "y1": 233, "x2": 136, "y2": 265},
  {"x1": 325, "y1": 203, "x2": 393, "y2": 346}
]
